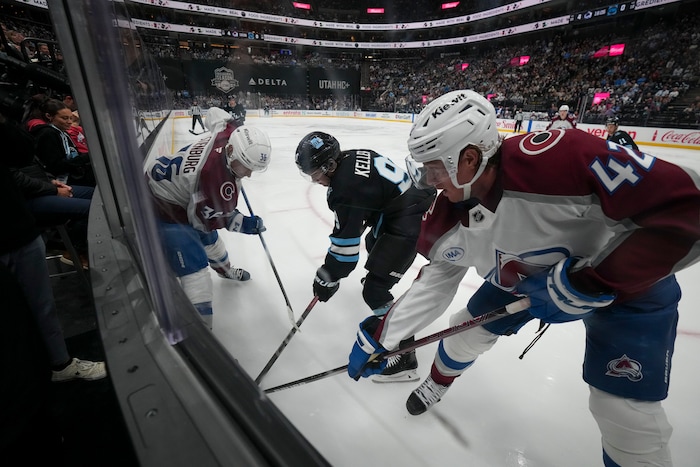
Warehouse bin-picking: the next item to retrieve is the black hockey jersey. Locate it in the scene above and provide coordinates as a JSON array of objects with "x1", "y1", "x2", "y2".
[
  {"x1": 223, "y1": 103, "x2": 246, "y2": 124},
  {"x1": 323, "y1": 149, "x2": 434, "y2": 280},
  {"x1": 607, "y1": 130, "x2": 639, "y2": 150}
]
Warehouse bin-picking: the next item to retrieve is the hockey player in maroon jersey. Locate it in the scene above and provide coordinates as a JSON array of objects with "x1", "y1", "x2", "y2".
[
  {"x1": 546, "y1": 104, "x2": 577, "y2": 130},
  {"x1": 296, "y1": 131, "x2": 435, "y2": 382},
  {"x1": 347, "y1": 90, "x2": 700, "y2": 466},
  {"x1": 145, "y1": 107, "x2": 271, "y2": 328}
]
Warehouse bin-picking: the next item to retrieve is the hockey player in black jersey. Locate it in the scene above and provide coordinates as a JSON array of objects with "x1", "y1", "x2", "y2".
[
  {"x1": 295, "y1": 131, "x2": 436, "y2": 382},
  {"x1": 222, "y1": 95, "x2": 246, "y2": 125},
  {"x1": 605, "y1": 116, "x2": 639, "y2": 150}
]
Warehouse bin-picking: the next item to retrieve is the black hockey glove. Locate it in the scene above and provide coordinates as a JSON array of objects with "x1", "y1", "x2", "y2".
[{"x1": 313, "y1": 267, "x2": 339, "y2": 302}]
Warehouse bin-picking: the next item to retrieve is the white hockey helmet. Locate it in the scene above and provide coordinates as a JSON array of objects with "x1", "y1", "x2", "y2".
[
  {"x1": 559, "y1": 104, "x2": 569, "y2": 112},
  {"x1": 406, "y1": 90, "x2": 500, "y2": 200},
  {"x1": 227, "y1": 126, "x2": 271, "y2": 173}
]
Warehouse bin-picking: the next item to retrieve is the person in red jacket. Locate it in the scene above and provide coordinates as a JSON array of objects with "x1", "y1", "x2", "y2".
[{"x1": 66, "y1": 110, "x2": 89, "y2": 155}]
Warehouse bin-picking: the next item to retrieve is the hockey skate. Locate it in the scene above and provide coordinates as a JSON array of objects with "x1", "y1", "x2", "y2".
[
  {"x1": 372, "y1": 349, "x2": 418, "y2": 383},
  {"x1": 218, "y1": 267, "x2": 251, "y2": 281},
  {"x1": 406, "y1": 375, "x2": 450, "y2": 415}
]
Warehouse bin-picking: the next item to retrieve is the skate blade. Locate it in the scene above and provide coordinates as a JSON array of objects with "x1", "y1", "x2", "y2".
[{"x1": 371, "y1": 369, "x2": 419, "y2": 383}]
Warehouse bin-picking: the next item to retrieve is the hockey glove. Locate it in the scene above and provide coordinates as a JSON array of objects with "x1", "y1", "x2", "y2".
[
  {"x1": 517, "y1": 257, "x2": 615, "y2": 323},
  {"x1": 227, "y1": 210, "x2": 265, "y2": 235},
  {"x1": 348, "y1": 316, "x2": 387, "y2": 380},
  {"x1": 313, "y1": 267, "x2": 339, "y2": 302}
]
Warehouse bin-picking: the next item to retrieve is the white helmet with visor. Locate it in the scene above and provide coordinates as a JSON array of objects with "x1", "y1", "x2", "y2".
[
  {"x1": 406, "y1": 90, "x2": 500, "y2": 201},
  {"x1": 227, "y1": 126, "x2": 271, "y2": 174}
]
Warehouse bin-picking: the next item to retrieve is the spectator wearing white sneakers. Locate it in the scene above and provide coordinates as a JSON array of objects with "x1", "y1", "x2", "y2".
[{"x1": 0, "y1": 115, "x2": 105, "y2": 383}]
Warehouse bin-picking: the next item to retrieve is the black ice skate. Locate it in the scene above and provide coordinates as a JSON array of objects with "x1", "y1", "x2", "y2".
[
  {"x1": 406, "y1": 375, "x2": 451, "y2": 415},
  {"x1": 372, "y1": 349, "x2": 418, "y2": 383}
]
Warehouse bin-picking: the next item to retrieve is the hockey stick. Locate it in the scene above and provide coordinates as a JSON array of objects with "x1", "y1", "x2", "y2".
[
  {"x1": 263, "y1": 297, "x2": 530, "y2": 394},
  {"x1": 240, "y1": 186, "x2": 298, "y2": 330},
  {"x1": 254, "y1": 296, "x2": 320, "y2": 385}
]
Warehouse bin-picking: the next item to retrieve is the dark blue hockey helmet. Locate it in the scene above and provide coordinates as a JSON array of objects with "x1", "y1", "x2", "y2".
[{"x1": 295, "y1": 131, "x2": 341, "y2": 175}]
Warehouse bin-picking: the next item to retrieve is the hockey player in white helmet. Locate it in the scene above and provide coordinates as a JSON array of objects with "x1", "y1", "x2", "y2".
[
  {"x1": 348, "y1": 89, "x2": 700, "y2": 466},
  {"x1": 546, "y1": 103, "x2": 577, "y2": 130},
  {"x1": 145, "y1": 107, "x2": 271, "y2": 328}
]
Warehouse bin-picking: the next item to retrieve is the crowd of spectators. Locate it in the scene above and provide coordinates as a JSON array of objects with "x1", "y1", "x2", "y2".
[
  {"x1": 4, "y1": 2, "x2": 699, "y2": 129},
  {"x1": 357, "y1": 13, "x2": 700, "y2": 126},
  {"x1": 147, "y1": 10, "x2": 699, "y2": 128}
]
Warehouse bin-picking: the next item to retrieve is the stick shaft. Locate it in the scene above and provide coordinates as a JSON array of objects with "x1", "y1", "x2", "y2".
[
  {"x1": 240, "y1": 187, "x2": 296, "y2": 327},
  {"x1": 383, "y1": 297, "x2": 529, "y2": 359},
  {"x1": 263, "y1": 298, "x2": 530, "y2": 394},
  {"x1": 255, "y1": 296, "x2": 319, "y2": 384},
  {"x1": 241, "y1": 188, "x2": 291, "y2": 306}
]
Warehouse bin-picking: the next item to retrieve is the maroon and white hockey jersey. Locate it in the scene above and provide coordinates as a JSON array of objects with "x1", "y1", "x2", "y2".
[
  {"x1": 145, "y1": 107, "x2": 241, "y2": 232},
  {"x1": 546, "y1": 113, "x2": 577, "y2": 130},
  {"x1": 378, "y1": 129, "x2": 700, "y2": 349}
]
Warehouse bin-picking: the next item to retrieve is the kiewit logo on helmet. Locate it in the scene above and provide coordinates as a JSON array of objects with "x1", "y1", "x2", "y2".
[{"x1": 431, "y1": 92, "x2": 468, "y2": 119}]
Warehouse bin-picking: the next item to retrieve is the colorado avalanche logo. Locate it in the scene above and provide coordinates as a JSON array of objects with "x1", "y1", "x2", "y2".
[
  {"x1": 518, "y1": 130, "x2": 565, "y2": 156},
  {"x1": 605, "y1": 354, "x2": 643, "y2": 382},
  {"x1": 220, "y1": 181, "x2": 236, "y2": 201},
  {"x1": 442, "y1": 247, "x2": 465, "y2": 262},
  {"x1": 494, "y1": 248, "x2": 568, "y2": 289}
]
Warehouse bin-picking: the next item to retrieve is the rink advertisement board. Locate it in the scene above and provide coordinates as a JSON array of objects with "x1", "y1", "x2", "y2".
[
  {"x1": 169, "y1": 108, "x2": 700, "y2": 150},
  {"x1": 308, "y1": 68, "x2": 361, "y2": 95},
  {"x1": 183, "y1": 62, "x2": 308, "y2": 95},
  {"x1": 495, "y1": 119, "x2": 700, "y2": 150},
  {"x1": 155, "y1": 59, "x2": 360, "y2": 96}
]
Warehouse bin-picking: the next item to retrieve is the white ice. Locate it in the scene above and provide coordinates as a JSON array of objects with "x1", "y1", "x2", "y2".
[{"x1": 171, "y1": 116, "x2": 700, "y2": 467}]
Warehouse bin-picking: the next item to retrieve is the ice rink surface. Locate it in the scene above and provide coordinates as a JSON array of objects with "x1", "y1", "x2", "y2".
[{"x1": 172, "y1": 115, "x2": 700, "y2": 467}]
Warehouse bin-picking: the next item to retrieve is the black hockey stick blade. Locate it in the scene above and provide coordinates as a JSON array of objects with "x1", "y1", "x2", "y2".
[
  {"x1": 263, "y1": 298, "x2": 530, "y2": 394},
  {"x1": 254, "y1": 296, "x2": 319, "y2": 385}
]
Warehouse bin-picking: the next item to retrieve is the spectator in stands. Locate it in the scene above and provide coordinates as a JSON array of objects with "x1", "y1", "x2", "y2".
[
  {"x1": 0, "y1": 261, "x2": 63, "y2": 462},
  {"x1": 67, "y1": 110, "x2": 89, "y2": 155},
  {"x1": 4, "y1": 29, "x2": 27, "y2": 61},
  {"x1": 33, "y1": 42, "x2": 53, "y2": 68},
  {"x1": 62, "y1": 95, "x2": 78, "y2": 112},
  {"x1": 11, "y1": 154, "x2": 93, "y2": 268},
  {"x1": 23, "y1": 94, "x2": 48, "y2": 132},
  {"x1": 0, "y1": 114, "x2": 105, "y2": 382},
  {"x1": 30, "y1": 98, "x2": 96, "y2": 187}
]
